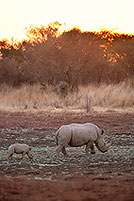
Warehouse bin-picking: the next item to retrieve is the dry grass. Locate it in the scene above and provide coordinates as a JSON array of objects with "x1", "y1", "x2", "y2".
[{"x1": 0, "y1": 82, "x2": 134, "y2": 112}]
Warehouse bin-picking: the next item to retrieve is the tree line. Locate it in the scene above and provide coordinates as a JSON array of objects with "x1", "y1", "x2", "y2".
[{"x1": 0, "y1": 22, "x2": 134, "y2": 89}]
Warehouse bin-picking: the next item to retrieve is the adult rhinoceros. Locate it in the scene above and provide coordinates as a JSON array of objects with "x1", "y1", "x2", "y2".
[{"x1": 56, "y1": 123, "x2": 111, "y2": 157}]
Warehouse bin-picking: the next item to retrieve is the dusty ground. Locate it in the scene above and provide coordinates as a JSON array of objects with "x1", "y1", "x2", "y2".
[{"x1": 0, "y1": 109, "x2": 134, "y2": 201}]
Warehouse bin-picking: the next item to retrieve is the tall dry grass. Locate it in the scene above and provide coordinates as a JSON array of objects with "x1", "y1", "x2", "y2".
[{"x1": 0, "y1": 82, "x2": 134, "y2": 112}]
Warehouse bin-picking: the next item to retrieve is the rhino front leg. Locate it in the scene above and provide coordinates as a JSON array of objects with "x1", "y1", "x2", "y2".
[
  {"x1": 27, "y1": 151, "x2": 33, "y2": 159},
  {"x1": 85, "y1": 141, "x2": 95, "y2": 154},
  {"x1": 20, "y1": 151, "x2": 26, "y2": 160},
  {"x1": 8, "y1": 153, "x2": 13, "y2": 160}
]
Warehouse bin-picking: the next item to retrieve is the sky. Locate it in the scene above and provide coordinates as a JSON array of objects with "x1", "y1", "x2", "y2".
[{"x1": 0, "y1": 0, "x2": 134, "y2": 41}]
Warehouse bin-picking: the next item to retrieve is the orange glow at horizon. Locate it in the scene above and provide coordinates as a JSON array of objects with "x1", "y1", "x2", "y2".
[
  {"x1": 0, "y1": 0, "x2": 134, "y2": 42},
  {"x1": 0, "y1": 22, "x2": 134, "y2": 45},
  {"x1": 1, "y1": 22, "x2": 134, "y2": 43}
]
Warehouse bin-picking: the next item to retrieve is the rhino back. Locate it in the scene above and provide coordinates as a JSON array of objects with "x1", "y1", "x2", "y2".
[
  {"x1": 68, "y1": 123, "x2": 98, "y2": 146},
  {"x1": 14, "y1": 144, "x2": 29, "y2": 153}
]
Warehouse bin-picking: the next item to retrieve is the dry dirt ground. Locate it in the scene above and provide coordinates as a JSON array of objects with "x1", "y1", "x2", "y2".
[{"x1": 0, "y1": 110, "x2": 134, "y2": 201}]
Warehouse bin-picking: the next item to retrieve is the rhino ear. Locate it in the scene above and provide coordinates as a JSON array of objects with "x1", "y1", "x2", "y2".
[{"x1": 101, "y1": 129, "x2": 104, "y2": 135}]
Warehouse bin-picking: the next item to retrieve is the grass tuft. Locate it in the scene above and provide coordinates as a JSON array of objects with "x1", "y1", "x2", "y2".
[{"x1": 0, "y1": 82, "x2": 134, "y2": 112}]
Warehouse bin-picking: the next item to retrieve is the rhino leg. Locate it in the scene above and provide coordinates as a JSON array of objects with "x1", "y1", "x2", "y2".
[
  {"x1": 8, "y1": 153, "x2": 13, "y2": 160},
  {"x1": 27, "y1": 151, "x2": 33, "y2": 159},
  {"x1": 85, "y1": 141, "x2": 95, "y2": 154},
  {"x1": 20, "y1": 151, "x2": 26, "y2": 159},
  {"x1": 62, "y1": 147, "x2": 68, "y2": 156},
  {"x1": 56, "y1": 145, "x2": 63, "y2": 157}
]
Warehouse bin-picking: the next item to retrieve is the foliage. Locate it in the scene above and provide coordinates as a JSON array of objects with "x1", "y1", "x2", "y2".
[
  {"x1": 0, "y1": 22, "x2": 134, "y2": 87},
  {"x1": 53, "y1": 81, "x2": 69, "y2": 97}
]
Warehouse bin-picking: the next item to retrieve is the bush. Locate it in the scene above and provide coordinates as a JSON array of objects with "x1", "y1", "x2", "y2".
[{"x1": 53, "y1": 81, "x2": 69, "y2": 97}]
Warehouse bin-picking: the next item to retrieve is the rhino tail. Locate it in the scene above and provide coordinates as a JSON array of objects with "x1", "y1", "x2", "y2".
[{"x1": 56, "y1": 129, "x2": 60, "y2": 145}]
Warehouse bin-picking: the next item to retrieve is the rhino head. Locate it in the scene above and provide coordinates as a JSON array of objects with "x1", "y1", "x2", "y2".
[{"x1": 95, "y1": 130, "x2": 111, "y2": 153}]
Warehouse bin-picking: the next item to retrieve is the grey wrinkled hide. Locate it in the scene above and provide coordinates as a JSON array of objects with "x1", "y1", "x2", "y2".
[
  {"x1": 56, "y1": 123, "x2": 111, "y2": 157},
  {"x1": 8, "y1": 143, "x2": 32, "y2": 160}
]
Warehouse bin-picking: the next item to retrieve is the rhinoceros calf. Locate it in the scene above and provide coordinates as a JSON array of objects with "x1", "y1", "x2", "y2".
[
  {"x1": 8, "y1": 143, "x2": 32, "y2": 160},
  {"x1": 56, "y1": 123, "x2": 111, "y2": 157}
]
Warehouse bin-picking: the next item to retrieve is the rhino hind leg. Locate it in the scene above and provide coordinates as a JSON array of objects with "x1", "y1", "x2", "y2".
[
  {"x1": 56, "y1": 145, "x2": 64, "y2": 157},
  {"x1": 62, "y1": 147, "x2": 68, "y2": 156},
  {"x1": 85, "y1": 141, "x2": 95, "y2": 154}
]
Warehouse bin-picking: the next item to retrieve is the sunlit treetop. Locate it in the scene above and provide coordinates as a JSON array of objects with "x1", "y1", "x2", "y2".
[{"x1": 0, "y1": 22, "x2": 134, "y2": 49}]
